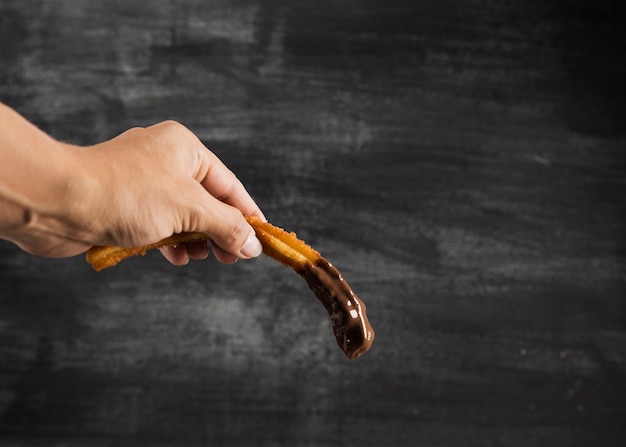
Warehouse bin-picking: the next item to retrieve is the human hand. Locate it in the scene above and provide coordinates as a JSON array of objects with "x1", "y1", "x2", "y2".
[
  {"x1": 0, "y1": 102, "x2": 265, "y2": 265},
  {"x1": 74, "y1": 120, "x2": 266, "y2": 265}
]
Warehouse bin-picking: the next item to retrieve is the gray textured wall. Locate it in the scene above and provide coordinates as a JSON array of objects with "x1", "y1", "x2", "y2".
[{"x1": 1, "y1": 0, "x2": 625, "y2": 446}]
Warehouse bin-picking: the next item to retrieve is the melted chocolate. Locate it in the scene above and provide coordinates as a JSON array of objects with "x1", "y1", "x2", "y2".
[{"x1": 298, "y1": 258, "x2": 375, "y2": 359}]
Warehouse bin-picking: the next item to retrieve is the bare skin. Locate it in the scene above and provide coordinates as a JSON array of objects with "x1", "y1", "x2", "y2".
[{"x1": 0, "y1": 102, "x2": 265, "y2": 266}]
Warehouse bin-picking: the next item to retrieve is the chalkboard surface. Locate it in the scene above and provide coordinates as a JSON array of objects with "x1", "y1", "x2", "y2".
[{"x1": 1, "y1": 1, "x2": 624, "y2": 446}]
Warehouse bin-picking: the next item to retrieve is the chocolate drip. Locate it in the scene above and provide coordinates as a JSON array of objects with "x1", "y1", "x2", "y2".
[{"x1": 298, "y1": 258, "x2": 375, "y2": 359}]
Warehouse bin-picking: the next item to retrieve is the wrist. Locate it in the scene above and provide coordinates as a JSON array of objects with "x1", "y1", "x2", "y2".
[
  {"x1": 50, "y1": 143, "x2": 102, "y2": 243},
  {"x1": 0, "y1": 103, "x2": 97, "y2": 246}
]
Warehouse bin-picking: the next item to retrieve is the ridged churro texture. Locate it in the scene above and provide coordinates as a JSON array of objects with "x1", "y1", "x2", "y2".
[{"x1": 86, "y1": 232, "x2": 207, "y2": 272}]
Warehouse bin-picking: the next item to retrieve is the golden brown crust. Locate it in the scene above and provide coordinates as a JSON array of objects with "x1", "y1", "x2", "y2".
[
  {"x1": 245, "y1": 216, "x2": 319, "y2": 270},
  {"x1": 86, "y1": 231, "x2": 207, "y2": 271},
  {"x1": 86, "y1": 217, "x2": 320, "y2": 272},
  {"x1": 85, "y1": 217, "x2": 374, "y2": 359}
]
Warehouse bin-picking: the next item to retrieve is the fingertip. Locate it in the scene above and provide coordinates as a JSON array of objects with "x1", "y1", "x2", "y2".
[
  {"x1": 248, "y1": 208, "x2": 267, "y2": 223},
  {"x1": 186, "y1": 240, "x2": 210, "y2": 260},
  {"x1": 210, "y1": 242, "x2": 239, "y2": 264},
  {"x1": 159, "y1": 245, "x2": 190, "y2": 266}
]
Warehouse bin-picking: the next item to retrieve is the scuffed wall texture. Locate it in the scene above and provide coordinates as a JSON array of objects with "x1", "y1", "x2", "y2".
[{"x1": 1, "y1": 1, "x2": 624, "y2": 445}]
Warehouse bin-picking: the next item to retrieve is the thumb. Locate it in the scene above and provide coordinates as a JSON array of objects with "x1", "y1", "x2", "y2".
[{"x1": 188, "y1": 189, "x2": 263, "y2": 263}]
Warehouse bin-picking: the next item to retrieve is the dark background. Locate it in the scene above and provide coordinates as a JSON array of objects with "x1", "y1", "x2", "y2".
[{"x1": 1, "y1": 0, "x2": 625, "y2": 445}]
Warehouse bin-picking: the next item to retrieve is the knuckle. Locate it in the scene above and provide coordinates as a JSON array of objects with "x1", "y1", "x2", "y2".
[
  {"x1": 223, "y1": 210, "x2": 248, "y2": 248},
  {"x1": 120, "y1": 126, "x2": 146, "y2": 138},
  {"x1": 160, "y1": 119, "x2": 184, "y2": 130},
  {"x1": 145, "y1": 120, "x2": 188, "y2": 141},
  {"x1": 159, "y1": 120, "x2": 191, "y2": 138},
  {"x1": 215, "y1": 177, "x2": 239, "y2": 202}
]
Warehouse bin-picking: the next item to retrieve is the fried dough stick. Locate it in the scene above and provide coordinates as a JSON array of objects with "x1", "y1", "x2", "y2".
[
  {"x1": 86, "y1": 216, "x2": 375, "y2": 359},
  {"x1": 86, "y1": 232, "x2": 207, "y2": 272}
]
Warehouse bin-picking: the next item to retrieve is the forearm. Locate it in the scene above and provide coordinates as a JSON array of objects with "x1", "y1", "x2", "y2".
[{"x1": 0, "y1": 103, "x2": 89, "y2": 250}]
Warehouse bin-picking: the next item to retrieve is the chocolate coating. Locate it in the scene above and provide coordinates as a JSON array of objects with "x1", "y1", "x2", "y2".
[{"x1": 298, "y1": 258, "x2": 375, "y2": 359}]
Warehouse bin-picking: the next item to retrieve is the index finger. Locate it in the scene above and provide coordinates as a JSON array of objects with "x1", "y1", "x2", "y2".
[{"x1": 193, "y1": 142, "x2": 266, "y2": 221}]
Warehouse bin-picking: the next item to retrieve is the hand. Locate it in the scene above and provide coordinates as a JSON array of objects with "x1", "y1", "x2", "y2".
[
  {"x1": 79, "y1": 120, "x2": 266, "y2": 265},
  {"x1": 0, "y1": 103, "x2": 265, "y2": 265}
]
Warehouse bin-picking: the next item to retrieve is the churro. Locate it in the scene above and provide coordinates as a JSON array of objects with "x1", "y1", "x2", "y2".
[{"x1": 86, "y1": 217, "x2": 375, "y2": 359}]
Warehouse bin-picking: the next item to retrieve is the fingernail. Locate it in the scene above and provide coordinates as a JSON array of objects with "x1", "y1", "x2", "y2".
[{"x1": 240, "y1": 231, "x2": 263, "y2": 258}]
